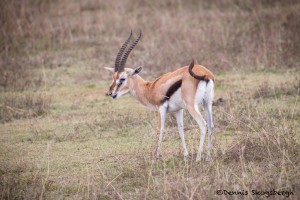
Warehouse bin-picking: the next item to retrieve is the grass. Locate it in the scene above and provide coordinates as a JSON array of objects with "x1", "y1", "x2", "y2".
[
  {"x1": 0, "y1": 0, "x2": 300, "y2": 199},
  {"x1": 0, "y1": 92, "x2": 51, "y2": 123},
  {"x1": 0, "y1": 69, "x2": 299, "y2": 199}
]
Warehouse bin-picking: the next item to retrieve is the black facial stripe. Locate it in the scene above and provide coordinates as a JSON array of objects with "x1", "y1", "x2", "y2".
[
  {"x1": 109, "y1": 82, "x2": 116, "y2": 92},
  {"x1": 160, "y1": 79, "x2": 182, "y2": 103}
]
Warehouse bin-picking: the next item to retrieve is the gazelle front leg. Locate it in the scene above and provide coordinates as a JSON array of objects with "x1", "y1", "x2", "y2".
[
  {"x1": 175, "y1": 109, "x2": 188, "y2": 158},
  {"x1": 155, "y1": 106, "x2": 167, "y2": 159}
]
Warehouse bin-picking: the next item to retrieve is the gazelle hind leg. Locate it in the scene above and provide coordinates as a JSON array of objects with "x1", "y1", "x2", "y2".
[
  {"x1": 175, "y1": 109, "x2": 188, "y2": 157},
  {"x1": 204, "y1": 80, "x2": 214, "y2": 161},
  {"x1": 187, "y1": 105, "x2": 207, "y2": 161},
  {"x1": 204, "y1": 101, "x2": 213, "y2": 161}
]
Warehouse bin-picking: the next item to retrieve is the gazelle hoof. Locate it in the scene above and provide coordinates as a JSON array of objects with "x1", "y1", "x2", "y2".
[{"x1": 183, "y1": 151, "x2": 188, "y2": 157}]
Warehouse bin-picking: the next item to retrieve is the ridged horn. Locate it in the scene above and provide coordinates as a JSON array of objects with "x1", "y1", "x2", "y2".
[
  {"x1": 114, "y1": 30, "x2": 132, "y2": 72},
  {"x1": 119, "y1": 31, "x2": 142, "y2": 72}
]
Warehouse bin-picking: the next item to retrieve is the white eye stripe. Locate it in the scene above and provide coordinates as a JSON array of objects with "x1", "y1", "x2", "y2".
[{"x1": 117, "y1": 77, "x2": 126, "y2": 83}]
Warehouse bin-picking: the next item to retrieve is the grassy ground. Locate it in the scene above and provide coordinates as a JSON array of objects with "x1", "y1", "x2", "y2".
[
  {"x1": 1, "y1": 68, "x2": 299, "y2": 199},
  {"x1": 1, "y1": 0, "x2": 300, "y2": 199}
]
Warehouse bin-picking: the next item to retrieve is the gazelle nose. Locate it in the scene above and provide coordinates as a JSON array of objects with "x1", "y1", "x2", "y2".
[{"x1": 106, "y1": 91, "x2": 112, "y2": 96}]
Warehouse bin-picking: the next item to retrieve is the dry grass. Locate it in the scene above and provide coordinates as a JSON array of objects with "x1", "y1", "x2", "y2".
[
  {"x1": 0, "y1": 71, "x2": 299, "y2": 199},
  {"x1": 0, "y1": 0, "x2": 300, "y2": 199},
  {"x1": 0, "y1": 93, "x2": 51, "y2": 123},
  {"x1": 1, "y1": 0, "x2": 300, "y2": 75}
]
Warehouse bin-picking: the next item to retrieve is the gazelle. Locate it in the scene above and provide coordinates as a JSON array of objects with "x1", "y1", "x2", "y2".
[{"x1": 105, "y1": 31, "x2": 215, "y2": 161}]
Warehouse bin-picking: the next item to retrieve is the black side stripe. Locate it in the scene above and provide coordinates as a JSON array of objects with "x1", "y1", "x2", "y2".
[{"x1": 160, "y1": 79, "x2": 182, "y2": 103}]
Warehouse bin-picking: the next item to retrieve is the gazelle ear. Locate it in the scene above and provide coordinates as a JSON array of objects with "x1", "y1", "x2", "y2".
[
  {"x1": 104, "y1": 67, "x2": 115, "y2": 73},
  {"x1": 131, "y1": 66, "x2": 142, "y2": 76}
]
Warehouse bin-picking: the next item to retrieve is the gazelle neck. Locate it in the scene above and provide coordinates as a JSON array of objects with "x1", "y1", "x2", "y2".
[
  {"x1": 128, "y1": 75, "x2": 154, "y2": 107},
  {"x1": 128, "y1": 75, "x2": 147, "y2": 99}
]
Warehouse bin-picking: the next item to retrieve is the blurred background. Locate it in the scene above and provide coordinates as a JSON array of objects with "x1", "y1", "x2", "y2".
[{"x1": 1, "y1": 0, "x2": 300, "y2": 91}]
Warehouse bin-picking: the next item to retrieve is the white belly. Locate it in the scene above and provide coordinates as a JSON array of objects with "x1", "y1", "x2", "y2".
[
  {"x1": 165, "y1": 88, "x2": 185, "y2": 112},
  {"x1": 143, "y1": 103, "x2": 158, "y2": 111}
]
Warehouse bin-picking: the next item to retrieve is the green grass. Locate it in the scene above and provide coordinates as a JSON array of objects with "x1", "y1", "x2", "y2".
[{"x1": 1, "y1": 68, "x2": 299, "y2": 199}]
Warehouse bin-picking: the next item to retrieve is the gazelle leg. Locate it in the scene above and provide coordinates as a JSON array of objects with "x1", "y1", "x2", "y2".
[
  {"x1": 155, "y1": 106, "x2": 167, "y2": 159},
  {"x1": 204, "y1": 80, "x2": 214, "y2": 161},
  {"x1": 153, "y1": 112, "x2": 160, "y2": 160},
  {"x1": 204, "y1": 101, "x2": 214, "y2": 161},
  {"x1": 175, "y1": 109, "x2": 188, "y2": 157},
  {"x1": 187, "y1": 105, "x2": 207, "y2": 161}
]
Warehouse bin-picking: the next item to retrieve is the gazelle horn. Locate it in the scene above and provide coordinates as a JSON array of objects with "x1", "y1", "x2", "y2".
[
  {"x1": 119, "y1": 30, "x2": 142, "y2": 72},
  {"x1": 114, "y1": 30, "x2": 132, "y2": 72}
]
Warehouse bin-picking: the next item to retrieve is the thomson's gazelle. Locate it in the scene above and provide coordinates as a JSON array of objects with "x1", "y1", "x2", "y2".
[{"x1": 105, "y1": 31, "x2": 215, "y2": 161}]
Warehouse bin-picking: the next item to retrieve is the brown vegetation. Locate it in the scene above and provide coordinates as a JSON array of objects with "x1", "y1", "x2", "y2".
[
  {"x1": 0, "y1": 0, "x2": 299, "y2": 199},
  {"x1": 0, "y1": 93, "x2": 51, "y2": 122},
  {"x1": 1, "y1": 0, "x2": 300, "y2": 74}
]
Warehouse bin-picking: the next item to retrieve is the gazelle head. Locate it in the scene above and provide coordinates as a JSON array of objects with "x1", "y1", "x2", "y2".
[{"x1": 105, "y1": 31, "x2": 142, "y2": 99}]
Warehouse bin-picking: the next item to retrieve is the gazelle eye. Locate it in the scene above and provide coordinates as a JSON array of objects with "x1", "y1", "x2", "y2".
[{"x1": 120, "y1": 78, "x2": 126, "y2": 82}]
